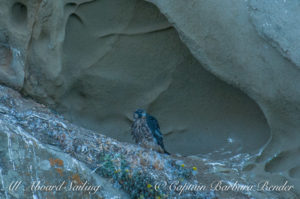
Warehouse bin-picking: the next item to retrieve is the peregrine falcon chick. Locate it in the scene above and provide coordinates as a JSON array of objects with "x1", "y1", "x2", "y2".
[{"x1": 131, "y1": 109, "x2": 170, "y2": 155}]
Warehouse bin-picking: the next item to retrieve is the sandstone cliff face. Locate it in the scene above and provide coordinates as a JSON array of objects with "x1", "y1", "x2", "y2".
[
  {"x1": 0, "y1": 0, "x2": 270, "y2": 157},
  {"x1": 0, "y1": 0, "x2": 299, "y2": 198},
  {"x1": 146, "y1": 0, "x2": 300, "y2": 196}
]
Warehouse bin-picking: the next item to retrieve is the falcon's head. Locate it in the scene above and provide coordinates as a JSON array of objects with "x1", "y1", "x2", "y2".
[{"x1": 134, "y1": 109, "x2": 146, "y2": 119}]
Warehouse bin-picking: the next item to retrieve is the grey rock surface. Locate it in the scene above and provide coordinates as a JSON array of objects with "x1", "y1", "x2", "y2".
[
  {"x1": 146, "y1": 0, "x2": 300, "y2": 196},
  {"x1": 0, "y1": 86, "x2": 129, "y2": 199},
  {"x1": 0, "y1": 84, "x2": 267, "y2": 199},
  {"x1": 249, "y1": 0, "x2": 300, "y2": 68}
]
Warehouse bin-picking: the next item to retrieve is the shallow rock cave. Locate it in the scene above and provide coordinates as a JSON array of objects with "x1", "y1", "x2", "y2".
[{"x1": 50, "y1": 0, "x2": 271, "y2": 159}]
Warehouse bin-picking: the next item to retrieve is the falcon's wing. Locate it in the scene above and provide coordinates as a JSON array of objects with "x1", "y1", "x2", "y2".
[
  {"x1": 147, "y1": 115, "x2": 163, "y2": 144},
  {"x1": 147, "y1": 115, "x2": 161, "y2": 132},
  {"x1": 146, "y1": 114, "x2": 170, "y2": 154}
]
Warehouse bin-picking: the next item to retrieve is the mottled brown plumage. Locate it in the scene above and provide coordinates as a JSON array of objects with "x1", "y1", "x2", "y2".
[{"x1": 131, "y1": 109, "x2": 169, "y2": 154}]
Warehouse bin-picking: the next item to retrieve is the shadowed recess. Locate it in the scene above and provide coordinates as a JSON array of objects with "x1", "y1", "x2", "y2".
[
  {"x1": 11, "y1": 2, "x2": 27, "y2": 27},
  {"x1": 58, "y1": 0, "x2": 271, "y2": 159}
]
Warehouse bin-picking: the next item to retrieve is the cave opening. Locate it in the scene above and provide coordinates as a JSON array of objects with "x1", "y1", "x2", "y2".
[{"x1": 55, "y1": 0, "x2": 272, "y2": 161}]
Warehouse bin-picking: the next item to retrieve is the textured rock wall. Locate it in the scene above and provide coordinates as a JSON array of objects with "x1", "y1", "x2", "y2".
[
  {"x1": 2, "y1": 84, "x2": 268, "y2": 199},
  {"x1": 146, "y1": 0, "x2": 300, "y2": 196},
  {"x1": 0, "y1": 0, "x2": 270, "y2": 157}
]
